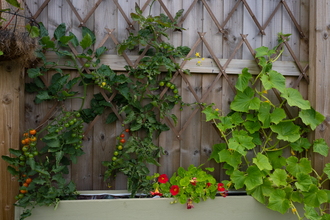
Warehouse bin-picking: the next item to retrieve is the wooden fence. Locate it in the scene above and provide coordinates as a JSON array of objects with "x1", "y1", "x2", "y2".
[{"x1": 1, "y1": 0, "x2": 330, "y2": 219}]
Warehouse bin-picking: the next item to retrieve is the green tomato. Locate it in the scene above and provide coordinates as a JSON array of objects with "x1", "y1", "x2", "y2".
[
  {"x1": 69, "y1": 120, "x2": 74, "y2": 125},
  {"x1": 121, "y1": 124, "x2": 125, "y2": 127},
  {"x1": 72, "y1": 133, "x2": 77, "y2": 138},
  {"x1": 28, "y1": 154, "x2": 34, "y2": 158},
  {"x1": 112, "y1": 156, "x2": 117, "y2": 161},
  {"x1": 65, "y1": 112, "x2": 71, "y2": 117},
  {"x1": 76, "y1": 113, "x2": 81, "y2": 118},
  {"x1": 85, "y1": 63, "x2": 90, "y2": 68},
  {"x1": 19, "y1": 161, "x2": 25, "y2": 166},
  {"x1": 59, "y1": 126, "x2": 64, "y2": 131},
  {"x1": 33, "y1": 151, "x2": 38, "y2": 156},
  {"x1": 166, "y1": 82, "x2": 171, "y2": 87},
  {"x1": 114, "y1": 151, "x2": 119, "y2": 156},
  {"x1": 73, "y1": 118, "x2": 77, "y2": 123},
  {"x1": 55, "y1": 129, "x2": 59, "y2": 133},
  {"x1": 64, "y1": 123, "x2": 70, "y2": 128},
  {"x1": 92, "y1": 63, "x2": 97, "y2": 67},
  {"x1": 22, "y1": 146, "x2": 29, "y2": 152},
  {"x1": 79, "y1": 125, "x2": 84, "y2": 129},
  {"x1": 18, "y1": 194, "x2": 24, "y2": 199},
  {"x1": 61, "y1": 117, "x2": 67, "y2": 121},
  {"x1": 24, "y1": 152, "x2": 29, "y2": 156},
  {"x1": 159, "y1": 81, "x2": 164, "y2": 86},
  {"x1": 174, "y1": 94, "x2": 179, "y2": 99},
  {"x1": 170, "y1": 85, "x2": 175, "y2": 90},
  {"x1": 112, "y1": 162, "x2": 116, "y2": 166},
  {"x1": 78, "y1": 135, "x2": 83, "y2": 139},
  {"x1": 78, "y1": 140, "x2": 82, "y2": 144},
  {"x1": 19, "y1": 155, "x2": 26, "y2": 161},
  {"x1": 175, "y1": 101, "x2": 178, "y2": 105},
  {"x1": 117, "y1": 145, "x2": 123, "y2": 150},
  {"x1": 173, "y1": 89, "x2": 178, "y2": 94},
  {"x1": 30, "y1": 142, "x2": 36, "y2": 148},
  {"x1": 15, "y1": 195, "x2": 19, "y2": 200}
]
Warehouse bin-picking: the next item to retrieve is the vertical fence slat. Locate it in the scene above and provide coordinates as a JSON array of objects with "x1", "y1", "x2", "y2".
[{"x1": 0, "y1": 62, "x2": 23, "y2": 220}]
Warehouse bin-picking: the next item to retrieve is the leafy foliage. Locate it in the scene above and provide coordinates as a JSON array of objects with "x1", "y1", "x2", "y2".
[{"x1": 202, "y1": 41, "x2": 330, "y2": 220}]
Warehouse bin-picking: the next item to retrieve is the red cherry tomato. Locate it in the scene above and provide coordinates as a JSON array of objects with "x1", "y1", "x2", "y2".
[
  {"x1": 120, "y1": 139, "x2": 125, "y2": 144},
  {"x1": 120, "y1": 134, "x2": 125, "y2": 138},
  {"x1": 125, "y1": 128, "x2": 129, "y2": 133}
]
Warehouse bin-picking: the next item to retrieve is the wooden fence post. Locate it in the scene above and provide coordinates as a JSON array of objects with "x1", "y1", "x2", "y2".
[
  {"x1": 0, "y1": 61, "x2": 24, "y2": 220},
  {"x1": 309, "y1": 0, "x2": 330, "y2": 189}
]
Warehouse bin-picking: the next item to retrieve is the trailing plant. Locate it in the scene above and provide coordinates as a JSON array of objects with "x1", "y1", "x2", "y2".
[
  {"x1": 101, "y1": 3, "x2": 192, "y2": 197},
  {"x1": 147, "y1": 165, "x2": 227, "y2": 209},
  {"x1": 202, "y1": 35, "x2": 330, "y2": 220}
]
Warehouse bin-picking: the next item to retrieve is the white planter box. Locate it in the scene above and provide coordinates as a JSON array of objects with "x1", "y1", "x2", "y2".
[{"x1": 15, "y1": 190, "x2": 303, "y2": 220}]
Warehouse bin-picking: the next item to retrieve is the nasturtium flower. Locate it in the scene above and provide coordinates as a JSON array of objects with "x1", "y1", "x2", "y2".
[
  {"x1": 206, "y1": 182, "x2": 211, "y2": 188},
  {"x1": 170, "y1": 185, "x2": 179, "y2": 196},
  {"x1": 151, "y1": 187, "x2": 163, "y2": 196},
  {"x1": 187, "y1": 199, "x2": 194, "y2": 209},
  {"x1": 159, "y1": 174, "x2": 168, "y2": 184},
  {"x1": 217, "y1": 183, "x2": 225, "y2": 192},
  {"x1": 190, "y1": 177, "x2": 197, "y2": 186}
]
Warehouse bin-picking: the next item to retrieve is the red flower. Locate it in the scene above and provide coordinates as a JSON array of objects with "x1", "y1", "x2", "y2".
[
  {"x1": 159, "y1": 174, "x2": 168, "y2": 184},
  {"x1": 170, "y1": 185, "x2": 179, "y2": 196},
  {"x1": 206, "y1": 182, "x2": 211, "y2": 188},
  {"x1": 190, "y1": 177, "x2": 197, "y2": 186},
  {"x1": 187, "y1": 199, "x2": 194, "y2": 209},
  {"x1": 218, "y1": 183, "x2": 225, "y2": 192},
  {"x1": 220, "y1": 190, "x2": 228, "y2": 198}
]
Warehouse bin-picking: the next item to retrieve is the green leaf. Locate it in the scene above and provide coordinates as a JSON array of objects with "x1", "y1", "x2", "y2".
[
  {"x1": 69, "y1": 32, "x2": 79, "y2": 47},
  {"x1": 202, "y1": 106, "x2": 219, "y2": 121},
  {"x1": 9, "y1": 148, "x2": 22, "y2": 157},
  {"x1": 292, "y1": 191, "x2": 303, "y2": 203},
  {"x1": 1, "y1": 156, "x2": 16, "y2": 165},
  {"x1": 59, "y1": 35, "x2": 74, "y2": 45},
  {"x1": 267, "y1": 150, "x2": 286, "y2": 169},
  {"x1": 286, "y1": 157, "x2": 312, "y2": 177},
  {"x1": 95, "y1": 46, "x2": 107, "y2": 58},
  {"x1": 82, "y1": 27, "x2": 96, "y2": 44},
  {"x1": 255, "y1": 46, "x2": 268, "y2": 58},
  {"x1": 40, "y1": 36, "x2": 55, "y2": 49},
  {"x1": 228, "y1": 130, "x2": 255, "y2": 156},
  {"x1": 230, "y1": 112, "x2": 244, "y2": 125},
  {"x1": 0, "y1": 51, "x2": 3, "y2": 56},
  {"x1": 33, "y1": 177, "x2": 46, "y2": 185},
  {"x1": 230, "y1": 170, "x2": 246, "y2": 190},
  {"x1": 7, "y1": 166, "x2": 19, "y2": 176},
  {"x1": 55, "y1": 151, "x2": 64, "y2": 168},
  {"x1": 281, "y1": 88, "x2": 311, "y2": 110},
  {"x1": 299, "y1": 107, "x2": 325, "y2": 130},
  {"x1": 260, "y1": 70, "x2": 286, "y2": 93},
  {"x1": 230, "y1": 87, "x2": 261, "y2": 113},
  {"x1": 304, "y1": 205, "x2": 322, "y2": 220},
  {"x1": 219, "y1": 149, "x2": 241, "y2": 169},
  {"x1": 36, "y1": 90, "x2": 52, "y2": 101},
  {"x1": 270, "y1": 121, "x2": 300, "y2": 142},
  {"x1": 171, "y1": 114, "x2": 177, "y2": 127},
  {"x1": 116, "y1": 83, "x2": 130, "y2": 100},
  {"x1": 26, "y1": 24, "x2": 39, "y2": 38},
  {"x1": 267, "y1": 189, "x2": 290, "y2": 214},
  {"x1": 313, "y1": 139, "x2": 329, "y2": 157},
  {"x1": 209, "y1": 143, "x2": 226, "y2": 163},
  {"x1": 27, "y1": 67, "x2": 42, "y2": 78},
  {"x1": 253, "y1": 153, "x2": 272, "y2": 171},
  {"x1": 80, "y1": 33, "x2": 92, "y2": 50},
  {"x1": 244, "y1": 165, "x2": 263, "y2": 190},
  {"x1": 54, "y1": 23, "x2": 66, "y2": 40},
  {"x1": 217, "y1": 116, "x2": 234, "y2": 132},
  {"x1": 29, "y1": 157, "x2": 36, "y2": 170},
  {"x1": 291, "y1": 137, "x2": 311, "y2": 153},
  {"x1": 235, "y1": 68, "x2": 252, "y2": 92},
  {"x1": 270, "y1": 108, "x2": 286, "y2": 124},
  {"x1": 324, "y1": 163, "x2": 330, "y2": 179},
  {"x1": 243, "y1": 120, "x2": 261, "y2": 134},
  {"x1": 302, "y1": 185, "x2": 328, "y2": 207},
  {"x1": 5, "y1": 0, "x2": 22, "y2": 9},
  {"x1": 247, "y1": 178, "x2": 274, "y2": 204},
  {"x1": 179, "y1": 194, "x2": 187, "y2": 204},
  {"x1": 106, "y1": 112, "x2": 118, "y2": 124},
  {"x1": 295, "y1": 172, "x2": 313, "y2": 191},
  {"x1": 258, "y1": 102, "x2": 271, "y2": 128},
  {"x1": 269, "y1": 169, "x2": 287, "y2": 187}
]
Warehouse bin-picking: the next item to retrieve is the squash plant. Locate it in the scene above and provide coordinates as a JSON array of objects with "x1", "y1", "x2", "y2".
[{"x1": 202, "y1": 37, "x2": 330, "y2": 219}]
